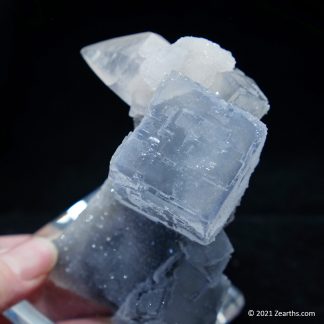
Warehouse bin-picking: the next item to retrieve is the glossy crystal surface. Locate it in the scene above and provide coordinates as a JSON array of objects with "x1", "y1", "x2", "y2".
[
  {"x1": 47, "y1": 32, "x2": 270, "y2": 324},
  {"x1": 81, "y1": 33, "x2": 269, "y2": 120},
  {"x1": 110, "y1": 72, "x2": 267, "y2": 244}
]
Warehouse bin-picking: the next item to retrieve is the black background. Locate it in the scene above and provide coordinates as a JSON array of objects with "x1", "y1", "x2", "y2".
[{"x1": 0, "y1": 0, "x2": 323, "y2": 322}]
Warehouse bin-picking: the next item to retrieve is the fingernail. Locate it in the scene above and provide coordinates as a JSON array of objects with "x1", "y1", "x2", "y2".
[{"x1": 2, "y1": 237, "x2": 58, "y2": 281}]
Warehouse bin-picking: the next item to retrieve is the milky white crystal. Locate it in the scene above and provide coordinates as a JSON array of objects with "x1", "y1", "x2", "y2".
[
  {"x1": 140, "y1": 36, "x2": 235, "y2": 91},
  {"x1": 81, "y1": 32, "x2": 269, "y2": 120}
]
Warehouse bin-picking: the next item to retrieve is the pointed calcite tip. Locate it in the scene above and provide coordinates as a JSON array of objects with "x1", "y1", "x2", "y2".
[
  {"x1": 79, "y1": 32, "x2": 170, "y2": 105},
  {"x1": 80, "y1": 32, "x2": 269, "y2": 120}
]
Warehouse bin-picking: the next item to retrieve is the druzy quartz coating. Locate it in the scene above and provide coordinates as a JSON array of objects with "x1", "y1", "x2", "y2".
[{"x1": 51, "y1": 32, "x2": 270, "y2": 323}]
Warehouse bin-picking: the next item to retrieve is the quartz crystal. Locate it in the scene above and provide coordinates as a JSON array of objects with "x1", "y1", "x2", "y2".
[{"x1": 50, "y1": 32, "x2": 270, "y2": 324}]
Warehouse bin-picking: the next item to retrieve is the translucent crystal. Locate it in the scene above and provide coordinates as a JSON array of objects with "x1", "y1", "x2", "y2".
[
  {"x1": 46, "y1": 33, "x2": 270, "y2": 324},
  {"x1": 81, "y1": 32, "x2": 169, "y2": 107},
  {"x1": 211, "y1": 69, "x2": 270, "y2": 119},
  {"x1": 110, "y1": 71, "x2": 267, "y2": 244},
  {"x1": 113, "y1": 232, "x2": 232, "y2": 323},
  {"x1": 181, "y1": 231, "x2": 232, "y2": 263},
  {"x1": 52, "y1": 180, "x2": 178, "y2": 307},
  {"x1": 81, "y1": 33, "x2": 269, "y2": 120},
  {"x1": 52, "y1": 178, "x2": 233, "y2": 312}
]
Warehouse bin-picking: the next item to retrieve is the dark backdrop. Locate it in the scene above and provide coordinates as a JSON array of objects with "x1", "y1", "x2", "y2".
[{"x1": 0, "y1": 0, "x2": 323, "y2": 322}]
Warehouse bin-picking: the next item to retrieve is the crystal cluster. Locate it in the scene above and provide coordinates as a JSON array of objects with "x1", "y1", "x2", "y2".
[
  {"x1": 81, "y1": 32, "x2": 269, "y2": 121},
  {"x1": 52, "y1": 32, "x2": 269, "y2": 323}
]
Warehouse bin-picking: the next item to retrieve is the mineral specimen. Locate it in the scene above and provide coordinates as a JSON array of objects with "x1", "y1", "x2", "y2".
[
  {"x1": 81, "y1": 32, "x2": 269, "y2": 120},
  {"x1": 114, "y1": 233, "x2": 232, "y2": 324},
  {"x1": 110, "y1": 71, "x2": 267, "y2": 244},
  {"x1": 81, "y1": 32, "x2": 169, "y2": 115},
  {"x1": 209, "y1": 68, "x2": 269, "y2": 119},
  {"x1": 52, "y1": 179, "x2": 178, "y2": 307},
  {"x1": 50, "y1": 32, "x2": 269, "y2": 324}
]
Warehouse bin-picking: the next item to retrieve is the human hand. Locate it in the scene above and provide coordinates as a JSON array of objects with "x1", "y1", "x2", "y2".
[{"x1": 0, "y1": 235, "x2": 110, "y2": 323}]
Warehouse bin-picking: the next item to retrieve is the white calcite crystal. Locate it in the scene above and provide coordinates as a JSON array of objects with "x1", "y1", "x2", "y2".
[
  {"x1": 110, "y1": 72, "x2": 267, "y2": 244},
  {"x1": 140, "y1": 36, "x2": 235, "y2": 93},
  {"x1": 50, "y1": 32, "x2": 270, "y2": 324},
  {"x1": 81, "y1": 32, "x2": 169, "y2": 107},
  {"x1": 81, "y1": 32, "x2": 269, "y2": 119}
]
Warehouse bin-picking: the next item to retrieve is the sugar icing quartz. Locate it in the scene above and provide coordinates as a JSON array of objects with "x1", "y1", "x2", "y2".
[{"x1": 51, "y1": 32, "x2": 269, "y2": 324}]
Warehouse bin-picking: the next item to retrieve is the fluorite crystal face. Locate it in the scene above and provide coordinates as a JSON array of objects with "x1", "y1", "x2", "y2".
[
  {"x1": 47, "y1": 32, "x2": 269, "y2": 324},
  {"x1": 210, "y1": 68, "x2": 270, "y2": 119},
  {"x1": 110, "y1": 72, "x2": 267, "y2": 244},
  {"x1": 53, "y1": 180, "x2": 179, "y2": 307}
]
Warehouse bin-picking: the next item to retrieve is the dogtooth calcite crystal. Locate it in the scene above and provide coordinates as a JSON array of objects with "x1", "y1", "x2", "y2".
[{"x1": 81, "y1": 32, "x2": 269, "y2": 120}]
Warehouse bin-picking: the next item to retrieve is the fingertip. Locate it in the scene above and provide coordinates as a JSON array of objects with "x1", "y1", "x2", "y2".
[
  {"x1": 0, "y1": 235, "x2": 32, "y2": 254},
  {"x1": 0, "y1": 237, "x2": 58, "y2": 311},
  {"x1": 2, "y1": 237, "x2": 58, "y2": 281}
]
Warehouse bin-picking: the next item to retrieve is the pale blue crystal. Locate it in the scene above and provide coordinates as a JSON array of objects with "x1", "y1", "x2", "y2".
[
  {"x1": 110, "y1": 72, "x2": 267, "y2": 244},
  {"x1": 211, "y1": 68, "x2": 269, "y2": 118},
  {"x1": 113, "y1": 231, "x2": 233, "y2": 324}
]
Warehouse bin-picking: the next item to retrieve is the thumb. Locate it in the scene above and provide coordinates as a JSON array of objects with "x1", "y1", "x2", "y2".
[{"x1": 0, "y1": 236, "x2": 58, "y2": 311}]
